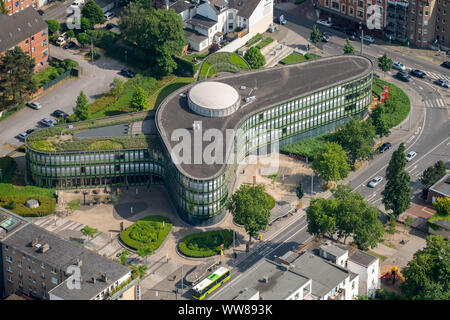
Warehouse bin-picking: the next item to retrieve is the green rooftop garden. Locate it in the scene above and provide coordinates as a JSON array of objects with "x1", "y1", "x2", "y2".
[{"x1": 199, "y1": 52, "x2": 250, "y2": 80}]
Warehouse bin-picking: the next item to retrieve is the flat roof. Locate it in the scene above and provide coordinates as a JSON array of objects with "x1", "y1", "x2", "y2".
[
  {"x1": 320, "y1": 242, "x2": 348, "y2": 258},
  {"x1": 0, "y1": 207, "x2": 29, "y2": 240},
  {"x1": 349, "y1": 250, "x2": 378, "y2": 267},
  {"x1": 430, "y1": 173, "x2": 450, "y2": 198},
  {"x1": 156, "y1": 55, "x2": 372, "y2": 180}
]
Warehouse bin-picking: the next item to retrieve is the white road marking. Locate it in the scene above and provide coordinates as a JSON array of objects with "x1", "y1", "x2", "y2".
[{"x1": 406, "y1": 135, "x2": 415, "y2": 143}]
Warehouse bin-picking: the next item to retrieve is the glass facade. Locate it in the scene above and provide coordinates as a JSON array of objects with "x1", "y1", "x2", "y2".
[{"x1": 26, "y1": 70, "x2": 373, "y2": 226}]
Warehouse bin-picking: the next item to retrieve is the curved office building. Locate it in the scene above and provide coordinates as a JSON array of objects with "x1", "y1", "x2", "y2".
[{"x1": 26, "y1": 55, "x2": 373, "y2": 226}]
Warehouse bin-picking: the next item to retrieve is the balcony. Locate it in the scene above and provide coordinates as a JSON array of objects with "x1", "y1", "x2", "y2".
[{"x1": 106, "y1": 277, "x2": 139, "y2": 300}]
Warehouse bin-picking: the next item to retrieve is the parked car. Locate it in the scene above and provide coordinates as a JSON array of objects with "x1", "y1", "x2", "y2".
[
  {"x1": 410, "y1": 69, "x2": 426, "y2": 78},
  {"x1": 361, "y1": 34, "x2": 375, "y2": 43},
  {"x1": 18, "y1": 132, "x2": 29, "y2": 141},
  {"x1": 378, "y1": 142, "x2": 392, "y2": 153},
  {"x1": 396, "y1": 71, "x2": 411, "y2": 82},
  {"x1": 104, "y1": 12, "x2": 115, "y2": 20},
  {"x1": 105, "y1": 23, "x2": 117, "y2": 30},
  {"x1": 63, "y1": 41, "x2": 77, "y2": 50},
  {"x1": 316, "y1": 19, "x2": 332, "y2": 27},
  {"x1": 52, "y1": 110, "x2": 69, "y2": 118},
  {"x1": 392, "y1": 61, "x2": 406, "y2": 71},
  {"x1": 441, "y1": 61, "x2": 450, "y2": 69},
  {"x1": 26, "y1": 129, "x2": 35, "y2": 135},
  {"x1": 56, "y1": 33, "x2": 67, "y2": 47},
  {"x1": 434, "y1": 79, "x2": 450, "y2": 88},
  {"x1": 406, "y1": 151, "x2": 417, "y2": 162},
  {"x1": 368, "y1": 176, "x2": 383, "y2": 188},
  {"x1": 345, "y1": 29, "x2": 357, "y2": 40},
  {"x1": 27, "y1": 102, "x2": 42, "y2": 110},
  {"x1": 331, "y1": 24, "x2": 345, "y2": 32},
  {"x1": 120, "y1": 68, "x2": 135, "y2": 78},
  {"x1": 40, "y1": 118, "x2": 56, "y2": 127},
  {"x1": 322, "y1": 33, "x2": 330, "y2": 42},
  {"x1": 69, "y1": 0, "x2": 84, "y2": 8}
]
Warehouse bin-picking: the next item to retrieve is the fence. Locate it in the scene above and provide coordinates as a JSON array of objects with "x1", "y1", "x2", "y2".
[{"x1": 42, "y1": 70, "x2": 72, "y2": 91}]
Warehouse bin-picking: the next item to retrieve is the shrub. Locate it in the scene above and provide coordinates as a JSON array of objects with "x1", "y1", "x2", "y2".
[
  {"x1": 280, "y1": 133, "x2": 333, "y2": 160},
  {"x1": 120, "y1": 216, "x2": 172, "y2": 251},
  {"x1": 0, "y1": 156, "x2": 17, "y2": 183},
  {"x1": 178, "y1": 229, "x2": 233, "y2": 257},
  {"x1": 0, "y1": 196, "x2": 55, "y2": 217},
  {"x1": 174, "y1": 56, "x2": 196, "y2": 76}
]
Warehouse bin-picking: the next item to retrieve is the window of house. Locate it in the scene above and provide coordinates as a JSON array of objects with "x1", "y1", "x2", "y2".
[
  {"x1": 358, "y1": 10, "x2": 364, "y2": 17},
  {"x1": 332, "y1": 2, "x2": 339, "y2": 9},
  {"x1": 5, "y1": 245, "x2": 8, "y2": 251},
  {"x1": 7, "y1": 275, "x2": 13, "y2": 283},
  {"x1": 7, "y1": 265, "x2": 13, "y2": 273},
  {"x1": 6, "y1": 255, "x2": 12, "y2": 263},
  {"x1": 51, "y1": 267, "x2": 57, "y2": 274},
  {"x1": 358, "y1": 0, "x2": 363, "y2": 7},
  {"x1": 350, "y1": 7, "x2": 354, "y2": 14},
  {"x1": 51, "y1": 277, "x2": 58, "y2": 285},
  {"x1": 342, "y1": 4, "x2": 345, "y2": 12}
]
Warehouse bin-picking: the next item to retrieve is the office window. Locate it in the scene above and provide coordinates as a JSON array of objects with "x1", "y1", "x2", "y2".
[{"x1": 51, "y1": 277, "x2": 58, "y2": 285}]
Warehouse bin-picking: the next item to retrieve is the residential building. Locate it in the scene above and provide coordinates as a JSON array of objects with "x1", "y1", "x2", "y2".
[
  {"x1": 0, "y1": 6, "x2": 49, "y2": 71},
  {"x1": 427, "y1": 173, "x2": 450, "y2": 204},
  {"x1": 386, "y1": 0, "x2": 409, "y2": 43},
  {"x1": 319, "y1": 242, "x2": 380, "y2": 298},
  {"x1": 317, "y1": 0, "x2": 388, "y2": 30},
  {"x1": 0, "y1": 207, "x2": 138, "y2": 300},
  {"x1": 169, "y1": 0, "x2": 273, "y2": 51},
  {"x1": 26, "y1": 55, "x2": 373, "y2": 226},
  {"x1": 2, "y1": 0, "x2": 39, "y2": 15}
]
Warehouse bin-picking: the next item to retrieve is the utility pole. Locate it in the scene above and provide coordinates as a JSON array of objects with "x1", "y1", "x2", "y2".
[
  {"x1": 90, "y1": 38, "x2": 94, "y2": 62},
  {"x1": 360, "y1": 22, "x2": 364, "y2": 56}
]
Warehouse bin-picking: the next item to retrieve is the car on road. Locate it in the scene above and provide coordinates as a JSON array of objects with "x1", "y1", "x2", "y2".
[
  {"x1": 406, "y1": 151, "x2": 417, "y2": 162},
  {"x1": 361, "y1": 34, "x2": 375, "y2": 43},
  {"x1": 63, "y1": 41, "x2": 77, "y2": 50},
  {"x1": 69, "y1": 0, "x2": 84, "y2": 8},
  {"x1": 441, "y1": 61, "x2": 450, "y2": 69},
  {"x1": 52, "y1": 110, "x2": 69, "y2": 119},
  {"x1": 120, "y1": 68, "x2": 135, "y2": 78},
  {"x1": 392, "y1": 61, "x2": 406, "y2": 71},
  {"x1": 40, "y1": 118, "x2": 56, "y2": 127},
  {"x1": 104, "y1": 12, "x2": 115, "y2": 20},
  {"x1": 368, "y1": 176, "x2": 383, "y2": 188},
  {"x1": 344, "y1": 29, "x2": 357, "y2": 40},
  {"x1": 410, "y1": 69, "x2": 426, "y2": 78},
  {"x1": 27, "y1": 102, "x2": 42, "y2": 110},
  {"x1": 18, "y1": 132, "x2": 29, "y2": 141},
  {"x1": 331, "y1": 24, "x2": 345, "y2": 32},
  {"x1": 434, "y1": 79, "x2": 450, "y2": 88},
  {"x1": 316, "y1": 19, "x2": 332, "y2": 27},
  {"x1": 378, "y1": 142, "x2": 392, "y2": 153},
  {"x1": 396, "y1": 71, "x2": 411, "y2": 82}
]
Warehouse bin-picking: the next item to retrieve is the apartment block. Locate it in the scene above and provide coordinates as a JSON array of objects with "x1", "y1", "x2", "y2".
[
  {"x1": 0, "y1": 207, "x2": 138, "y2": 300},
  {"x1": 2, "y1": 0, "x2": 40, "y2": 15},
  {"x1": 386, "y1": 0, "x2": 409, "y2": 43},
  {"x1": 0, "y1": 6, "x2": 49, "y2": 71}
]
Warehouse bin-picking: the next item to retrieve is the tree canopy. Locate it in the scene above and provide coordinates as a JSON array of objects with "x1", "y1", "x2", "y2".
[
  {"x1": 312, "y1": 142, "x2": 350, "y2": 184},
  {"x1": 46, "y1": 20, "x2": 60, "y2": 34},
  {"x1": 343, "y1": 38, "x2": 355, "y2": 54},
  {"x1": 378, "y1": 53, "x2": 393, "y2": 76},
  {"x1": 370, "y1": 103, "x2": 390, "y2": 140},
  {"x1": 420, "y1": 160, "x2": 446, "y2": 197},
  {"x1": 227, "y1": 185, "x2": 272, "y2": 245},
  {"x1": 401, "y1": 235, "x2": 450, "y2": 300},
  {"x1": 310, "y1": 25, "x2": 322, "y2": 44},
  {"x1": 382, "y1": 143, "x2": 411, "y2": 216},
  {"x1": 244, "y1": 47, "x2": 266, "y2": 69},
  {"x1": 81, "y1": 0, "x2": 105, "y2": 25},
  {"x1": 0, "y1": 46, "x2": 37, "y2": 110},
  {"x1": 130, "y1": 87, "x2": 149, "y2": 111},
  {"x1": 73, "y1": 91, "x2": 89, "y2": 121},
  {"x1": 120, "y1": 4, "x2": 186, "y2": 75},
  {"x1": 306, "y1": 197, "x2": 337, "y2": 238}
]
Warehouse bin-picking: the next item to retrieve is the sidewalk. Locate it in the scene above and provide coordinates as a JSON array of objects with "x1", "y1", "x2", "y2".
[{"x1": 379, "y1": 43, "x2": 449, "y2": 66}]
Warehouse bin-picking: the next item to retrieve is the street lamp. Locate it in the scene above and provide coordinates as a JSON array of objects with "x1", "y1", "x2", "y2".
[
  {"x1": 83, "y1": 190, "x2": 88, "y2": 206},
  {"x1": 359, "y1": 22, "x2": 364, "y2": 55}
]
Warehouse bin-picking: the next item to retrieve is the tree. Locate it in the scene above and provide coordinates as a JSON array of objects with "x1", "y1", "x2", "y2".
[
  {"x1": 312, "y1": 142, "x2": 350, "y2": 184},
  {"x1": 0, "y1": 46, "x2": 37, "y2": 109},
  {"x1": 130, "y1": 87, "x2": 149, "y2": 111},
  {"x1": 401, "y1": 235, "x2": 450, "y2": 299},
  {"x1": 227, "y1": 185, "x2": 272, "y2": 247},
  {"x1": 244, "y1": 47, "x2": 266, "y2": 69},
  {"x1": 433, "y1": 197, "x2": 450, "y2": 216},
  {"x1": 382, "y1": 143, "x2": 411, "y2": 216},
  {"x1": 121, "y1": 4, "x2": 186, "y2": 75},
  {"x1": 81, "y1": 0, "x2": 105, "y2": 25},
  {"x1": 73, "y1": 91, "x2": 89, "y2": 121},
  {"x1": 352, "y1": 205, "x2": 384, "y2": 250},
  {"x1": 333, "y1": 117, "x2": 376, "y2": 166},
  {"x1": 343, "y1": 38, "x2": 355, "y2": 54},
  {"x1": 46, "y1": 20, "x2": 60, "y2": 34},
  {"x1": 118, "y1": 249, "x2": 130, "y2": 265},
  {"x1": 137, "y1": 244, "x2": 153, "y2": 264},
  {"x1": 413, "y1": 282, "x2": 450, "y2": 300},
  {"x1": 80, "y1": 17, "x2": 92, "y2": 31},
  {"x1": 0, "y1": 0, "x2": 9, "y2": 14},
  {"x1": 109, "y1": 77, "x2": 124, "y2": 100},
  {"x1": 81, "y1": 225, "x2": 98, "y2": 241},
  {"x1": 370, "y1": 103, "x2": 390, "y2": 141},
  {"x1": 378, "y1": 53, "x2": 393, "y2": 77},
  {"x1": 306, "y1": 198, "x2": 337, "y2": 238},
  {"x1": 296, "y1": 182, "x2": 304, "y2": 200},
  {"x1": 310, "y1": 24, "x2": 322, "y2": 45},
  {"x1": 389, "y1": 214, "x2": 396, "y2": 235},
  {"x1": 420, "y1": 160, "x2": 446, "y2": 198},
  {"x1": 66, "y1": 29, "x2": 75, "y2": 41},
  {"x1": 76, "y1": 32, "x2": 91, "y2": 47},
  {"x1": 131, "y1": 264, "x2": 148, "y2": 279}
]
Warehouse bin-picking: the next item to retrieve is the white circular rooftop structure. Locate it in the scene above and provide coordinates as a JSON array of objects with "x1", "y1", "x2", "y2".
[{"x1": 188, "y1": 81, "x2": 240, "y2": 117}]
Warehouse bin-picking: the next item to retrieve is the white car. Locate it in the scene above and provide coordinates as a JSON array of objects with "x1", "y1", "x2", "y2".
[
  {"x1": 393, "y1": 61, "x2": 406, "y2": 71},
  {"x1": 363, "y1": 35, "x2": 375, "y2": 43},
  {"x1": 69, "y1": 0, "x2": 84, "y2": 8},
  {"x1": 40, "y1": 118, "x2": 56, "y2": 127},
  {"x1": 368, "y1": 176, "x2": 383, "y2": 188},
  {"x1": 27, "y1": 102, "x2": 42, "y2": 110},
  {"x1": 316, "y1": 19, "x2": 332, "y2": 27},
  {"x1": 406, "y1": 151, "x2": 417, "y2": 162},
  {"x1": 104, "y1": 12, "x2": 115, "y2": 20},
  {"x1": 18, "y1": 132, "x2": 29, "y2": 141}
]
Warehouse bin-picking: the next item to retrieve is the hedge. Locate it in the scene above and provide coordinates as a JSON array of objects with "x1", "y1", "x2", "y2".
[
  {"x1": 0, "y1": 157, "x2": 16, "y2": 183},
  {"x1": 120, "y1": 215, "x2": 172, "y2": 251},
  {"x1": 174, "y1": 56, "x2": 197, "y2": 77},
  {"x1": 280, "y1": 133, "x2": 333, "y2": 161},
  {"x1": 178, "y1": 229, "x2": 234, "y2": 258}
]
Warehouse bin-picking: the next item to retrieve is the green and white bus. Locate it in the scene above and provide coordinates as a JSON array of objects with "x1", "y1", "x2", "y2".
[{"x1": 192, "y1": 267, "x2": 231, "y2": 300}]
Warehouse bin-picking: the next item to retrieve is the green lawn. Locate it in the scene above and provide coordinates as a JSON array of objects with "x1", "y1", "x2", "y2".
[
  {"x1": 148, "y1": 76, "x2": 195, "y2": 109},
  {"x1": 228, "y1": 54, "x2": 250, "y2": 69},
  {"x1": 199, "y1": 52, "x2": 250, "y2": 80},
  {"x1": 305, "y1": 53, "x2": 322, "y2": 60},
  {"x1": 256, "y1": 37, "x2": 274, "y2": 50},
  {"x1": 280, "y1": 133, "x2": 333, "y2": 161},
  {"x1": 120, "y1": 215, "x2": 172, "y2": 251},
  {"x1": 245, "y1": 33, "x2": 263, "y2": 46},
  {"x1": 178, "y1": 229, "x2": 234, "y2": 258},
  {"x1": 279, "y1": 52, "x2": 307, "y2": 65},
  {"x1": 366, "y1": 250, "x2": 387, "y2": 262}
]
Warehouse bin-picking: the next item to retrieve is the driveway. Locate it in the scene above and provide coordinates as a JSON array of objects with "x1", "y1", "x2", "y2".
[{"x1": 0, "y1": 44, "x2": 127, "y2": 155}]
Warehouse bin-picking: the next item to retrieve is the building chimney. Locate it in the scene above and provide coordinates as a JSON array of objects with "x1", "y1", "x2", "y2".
[
  {"x1": 101, "y1": 273, "x2": 108, "y2": 282},
  {"x1": 31, "y1": 239, "x2": 39, "y2": 247},
  {"x1": 76, "y1": 258, "x2": 83, "y2": 267},
  {"x1": 92, "y1": 277, "x2": 96, "y2": 284},
  {"x1": 40, "y1": 243, "x2": 50, "y2": 253},
  {"x1": 263, "y1": 276, "x2": 269, "y2": 283}
]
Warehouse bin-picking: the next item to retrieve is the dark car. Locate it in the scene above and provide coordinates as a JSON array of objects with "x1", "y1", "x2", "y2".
[
  {"x1": 331, "y1": 24, "x2": 345, "y2": 32},
  {"x1": 345, "y1": 29, "x2": 357, "y2": 40},
  {"x1": 434, "y1": 79, "x2": 450, "y2": 88},
  {"x1": 105, "y1": 23, "x2": 117, "y2": 30},
  {"x1": 396, "y1": 71, "x2": 411, "y2": 82},
  {"x1": 378, "y1": 142, "x2": 392, "y2": 153},
  {"x1": 120, "y1": 68, "x2": 135, "y2": 78},
  {"x1": 322, "y1": 34, "x2": 330, "y2": 42},
  {"x1": 25, "y1": 129, "x2": 35, "y2": 135},
  {"x1": 52, "y1": 109, "x2": 69, "y2": 118},
  {"x1": 63, "y1": 41, "x2": 77, "y2": 49},
  {"x1": 410, "y1": 69, "x2": 426, "y2": 78},
  {"x1": 441, "y1": 61, "x2": 450, "y2": 69}
]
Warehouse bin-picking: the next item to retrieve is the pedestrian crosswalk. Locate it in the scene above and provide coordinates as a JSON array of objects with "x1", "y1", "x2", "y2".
[
  {"x1": 424, "y1": 71, "x2": 450, "y2": 82},
  {"x1": 33, "y1": 216, "x2": 85, "y2": 234},
  {"x1": 423, "y1": 98, "x2": 447, "y2": 109}
]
